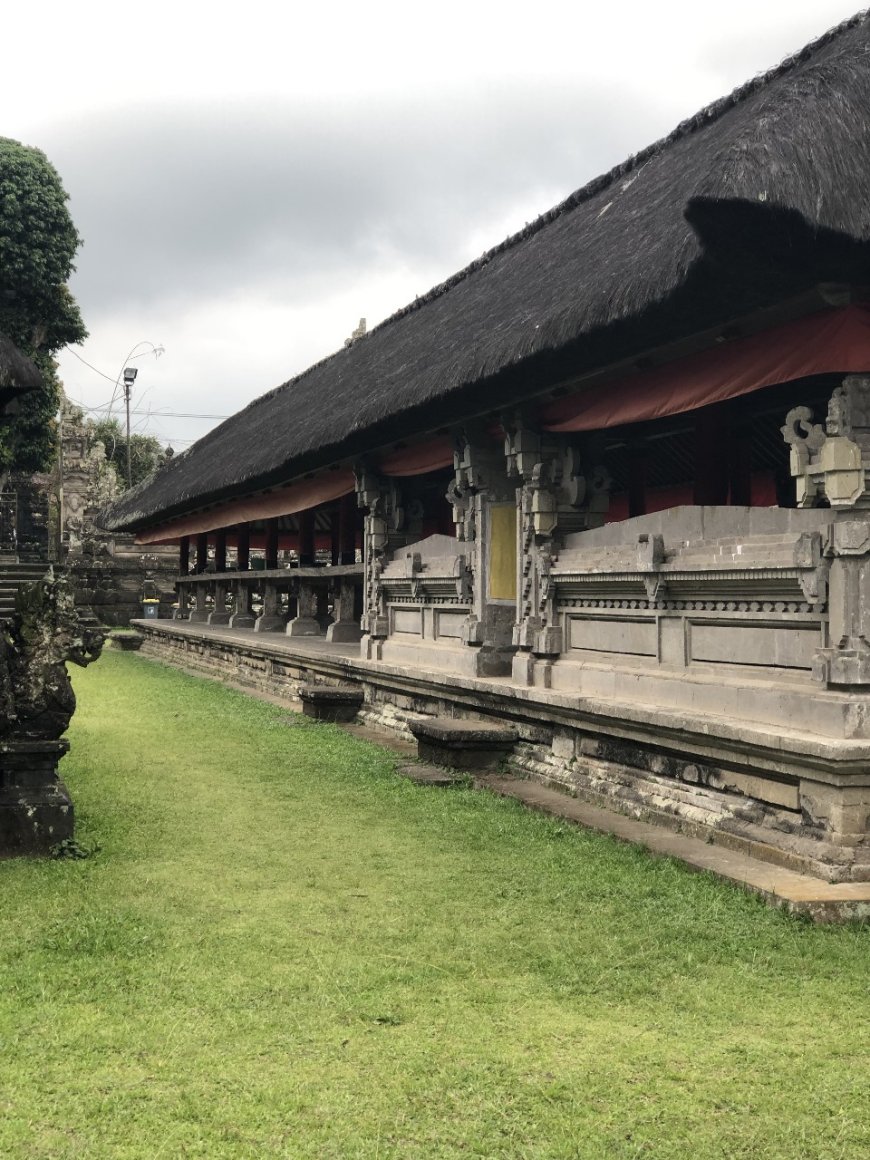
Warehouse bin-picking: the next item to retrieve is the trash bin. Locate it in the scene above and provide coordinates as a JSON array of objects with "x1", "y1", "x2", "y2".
[{"x1": 141, "y1": 599, "x2": 160, "y2": 620}]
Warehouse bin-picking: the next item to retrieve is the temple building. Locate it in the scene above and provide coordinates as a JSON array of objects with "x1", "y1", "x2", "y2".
[{"x1": 106, "y1": 13, "x2": 870, "y2": 884}]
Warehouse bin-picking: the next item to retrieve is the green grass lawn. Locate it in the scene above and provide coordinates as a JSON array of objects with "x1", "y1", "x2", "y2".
[{"x1": 0, "y1": 652, "x2": 867, "y2": 1159}]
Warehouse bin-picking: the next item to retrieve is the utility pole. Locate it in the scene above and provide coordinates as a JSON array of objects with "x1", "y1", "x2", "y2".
[{"x1": 122, "y1": 366, "x2": 138, "y2": 487}]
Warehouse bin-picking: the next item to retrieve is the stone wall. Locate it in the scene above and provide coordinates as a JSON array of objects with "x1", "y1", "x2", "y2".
[{"x1": 134, "y1": 621, "x2": 870, "y2": 884}]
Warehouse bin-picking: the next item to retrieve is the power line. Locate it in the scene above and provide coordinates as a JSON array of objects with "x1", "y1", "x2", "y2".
[
  {"x1": 65, "y1": 347, "x2": 119, "y2": 385},
  {"x1": 69, "y1": 397, "x2": 230, "y2": 420}
]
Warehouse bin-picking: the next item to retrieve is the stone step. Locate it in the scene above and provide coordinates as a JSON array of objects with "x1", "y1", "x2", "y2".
[
  {"x1": 395, "y1": 761, "x2": 466, "y2": 787},
  {"x1": 299, "y1": 683, "x2": 364, "y2": 723},
  {"x1": 409, "y1": 717, "x2": 517, "y2": 771}
]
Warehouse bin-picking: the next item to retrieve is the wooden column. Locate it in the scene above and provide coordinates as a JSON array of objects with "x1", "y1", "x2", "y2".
[
  {"x1": 330, "y1": 507, "x2": 341, "y2": 566},
  {"x1": 729, "y1": 421, "x2": 753, "y2": 507},
  {"x1": 339, "y1": 492, "x2": 357, "y2": 565},
  {"x1": 265, "y1": 518, "x2": 279, "y2": 571},
  {"x1": 214, "y1": 529, "x2": 227, "y2": 574},
  {"x1": 236, "y1": 524, "x2": 250, "y2": 572},
  {"x1": 195, "y1": 532, "x2": 209, "y2": 573},
  {"x1": 298, "y1": 509, "x2": 315, "y2": 567},
  {"x1": 179, "y1": 536, "x2": 190, "y2": 575},
  {"x1": 628, "y1": 439, "x2": 648, "y2": 519},
  {"x1": 693, "y1": 404, "x2": 730, "y2": 506}
]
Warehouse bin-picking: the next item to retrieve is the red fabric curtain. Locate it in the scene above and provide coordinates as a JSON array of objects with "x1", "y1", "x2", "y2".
[
  {"x1": 135, "y1": 469, "x2": 356, "y2": 545},
  {"x1": 376, "y1": 435, "x2": 455, "y2": 476},
  {"x1": 540, "y1": 305, "x2": 870, "y2": 433}
]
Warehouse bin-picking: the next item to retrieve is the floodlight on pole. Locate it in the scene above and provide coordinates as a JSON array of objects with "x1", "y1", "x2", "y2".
[{"x1": 123, "y1": 366, "x2": 138, "y2": 487}]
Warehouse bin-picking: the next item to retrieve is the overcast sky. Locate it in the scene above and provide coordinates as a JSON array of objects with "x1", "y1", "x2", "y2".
[{"x1": 2, "y1": 0, "x2": 860, "y2": 449}]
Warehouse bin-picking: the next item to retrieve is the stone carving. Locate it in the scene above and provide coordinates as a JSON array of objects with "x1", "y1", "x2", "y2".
[
  {"x1": 2, "y1": 569, "x2": 104, "y2": 739},
  {"x1": 356, "y1": 468, "x2": 398, "y2": 639},
  {"x1": 505, "y1": 418, "x2": 610, "y2": 675},
  {"x1": 782, "y1": 376, "x2": 870, "y2": 508},
  {"x1": 0, "y1": 570, "x2": 104, "y2": 854},
  {"x1": 59, "y1": 398, "x2": 121, "y2": 550}
]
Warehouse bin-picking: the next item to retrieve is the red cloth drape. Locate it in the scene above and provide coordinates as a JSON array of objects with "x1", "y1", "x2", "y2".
[
  {"x1": 540, "y1": 305, "x2": 870, "y2": 432},
  {"x1": 135, "y1": 470, "x2": 356, "y2": 545},
  {"x1": 376, "y1": 436, "x2": 455, "y2": 476}
]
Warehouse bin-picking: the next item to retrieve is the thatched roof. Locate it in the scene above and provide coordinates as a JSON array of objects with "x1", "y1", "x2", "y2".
[
  {"x1": 107, "y1": 10, "x2": 870, "y2": 533},
  {"x1": 0, "y1": 333, "x2": 41, "y2": 397}
]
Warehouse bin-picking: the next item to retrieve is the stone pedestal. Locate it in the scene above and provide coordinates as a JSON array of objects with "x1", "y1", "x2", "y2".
[
  {"x1": 207, "y1": 580, "x2": 232, "y2": 625},
  {"x1": 410, "y1": 717, "x2": 517, "y2": 771},
  {"x1": 325, "y1": 580, "x2": 362, "y2": 642},
  {"x1": 254, "y1": 581, "x2": 287, "y2": 632},
  {"x1": 299, "y1": 684, "x2": 364, "y2": 722},
  {"x1": 0, "y1": 739, "x2": 73, "y2": 853},
  {"x1": 286, "y1": 581, "x2": 321, "y2": 636}
]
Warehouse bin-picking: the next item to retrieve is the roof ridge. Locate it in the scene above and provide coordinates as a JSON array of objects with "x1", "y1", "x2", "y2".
[{"x1": 199, "y1": 9, "x2": 870, "y2": 430}]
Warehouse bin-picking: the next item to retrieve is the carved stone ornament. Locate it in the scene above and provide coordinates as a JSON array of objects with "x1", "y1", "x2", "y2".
[{"x1": 782, "y1": 377, "x2": 870, "y2": 508}]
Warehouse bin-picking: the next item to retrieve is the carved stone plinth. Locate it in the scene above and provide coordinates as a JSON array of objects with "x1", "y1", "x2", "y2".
[
  {"x1": 0, "y1": 739, "x2": 73, "y2": 852},
  {"x1": 325, "y1": 620, "x2": 363, "y2": 642},
  {"x1": 410, "y1": 717, "x2": 517, "y2": 770},
  {"x1": 299, "y1": 684, "x2": 364, "y2": 722},
  {"x1": 286, "y1": 616, "x2": 321, "y2": 636},
  {"x1": 254, "y1": 615, "x2": 287, "y2": 632}
]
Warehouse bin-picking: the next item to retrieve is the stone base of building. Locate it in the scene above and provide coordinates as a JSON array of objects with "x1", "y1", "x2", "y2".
[
  {"x1": 131, "y1": 620, "x2": 870, "y2": 884},
  {"x1": 0, "y1": 739, "x2": 73, "y2": 854}
]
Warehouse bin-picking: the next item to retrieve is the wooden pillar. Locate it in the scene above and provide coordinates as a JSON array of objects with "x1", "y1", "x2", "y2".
[
  {"x1": 298, "y1": 509, "x2": 315, "y2": 567},
  {"x1": 195, "y1": 532, "x2": 209, "y2": 573},
  {"x1": 265, "y1": 518, "x2": 279, "y2": 570},
  {"x1": 339, "y1": 492, "x2": 357, "y2": 565},
  {"x1": 628, "y1": 440, "x2": 648, "y2": 519},
  {"x1": 214, "y1": 528, "x2": 227, "y2": 574},
  {"x1": 179, "y1": 536, "x2": 190, "y2": 575},
  {"x1": 729, "y1": 421, "x2": 753, "y2": 507},
  {"x1": 236, "y1": 524, "x2": 250, "y2": 572},
  {"x1": 693, "y1": 404, "x2": 730, "y2": 506},
  {"x1": 330, "y1": 507, "x2": 341, "y2": 566}
]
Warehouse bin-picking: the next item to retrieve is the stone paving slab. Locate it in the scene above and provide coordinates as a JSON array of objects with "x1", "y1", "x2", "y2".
[
  {"x1": 478, "y1": 775, "x2": 870, "y2": 923},
  {"x1": 395, "y1": 761, "x2": 466, "y2": 787}
]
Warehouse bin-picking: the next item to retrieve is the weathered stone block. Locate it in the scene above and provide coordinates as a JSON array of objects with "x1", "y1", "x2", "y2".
[
  {"x1": 299, "y1": 684, "x2": 364, "y2": 723},
  {"x1": 410, "y1": 717, "x2": 517, "y2": 771},
  {"x1": 0, "y1": 740, "x2": 73, "y2": 852}
]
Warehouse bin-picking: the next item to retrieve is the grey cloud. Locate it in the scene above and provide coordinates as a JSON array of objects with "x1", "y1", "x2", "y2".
[{"x1": 41, "y1": 80, "x2": 673, "y2": 318}]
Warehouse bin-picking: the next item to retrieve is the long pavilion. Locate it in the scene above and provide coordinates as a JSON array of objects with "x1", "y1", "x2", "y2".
[{"x1": 107, "y1": 12, "x2": 870, "y2": 884}]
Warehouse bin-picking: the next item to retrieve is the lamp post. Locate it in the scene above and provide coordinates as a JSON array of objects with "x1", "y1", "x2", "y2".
[
  {"x1": 123, "y1": 366, "x2": 138, "y2": 487},
  {"x1": 109, "y1": 341, "x2": 163, "y2": 488}
]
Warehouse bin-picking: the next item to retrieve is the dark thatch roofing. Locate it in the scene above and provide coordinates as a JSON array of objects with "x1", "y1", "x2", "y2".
[
  {"x1": 107, "y1": 10, "x2": 870, "y2": 533},
  {"x1": 0, "y1": 333, "x2": 41, "y2": 395}
]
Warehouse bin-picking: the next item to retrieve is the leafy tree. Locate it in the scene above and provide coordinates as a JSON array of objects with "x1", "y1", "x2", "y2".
[
  {"x1": 0, "y1": 138, "x2": 86, "y2": 473},
  {"x1": 91, "y1": 417, "x2": 167, "y2": 490}
]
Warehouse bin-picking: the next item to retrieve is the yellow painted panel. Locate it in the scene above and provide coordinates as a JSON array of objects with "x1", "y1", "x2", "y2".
[{"x1": 488, "y1": 504, "x2": 517, "y2": 601}]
